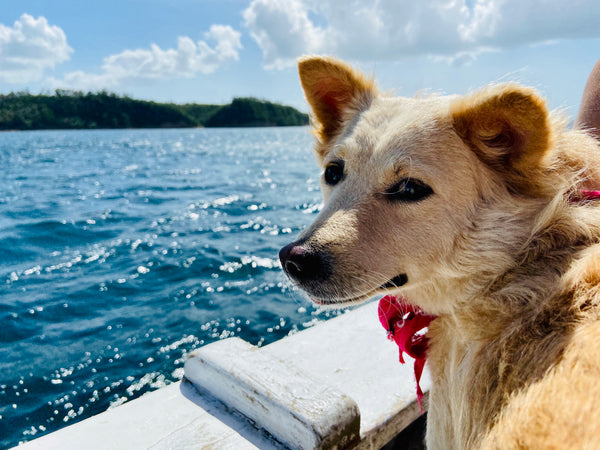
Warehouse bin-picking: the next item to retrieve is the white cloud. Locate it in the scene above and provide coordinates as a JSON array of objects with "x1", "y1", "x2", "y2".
[
  {"x1": 0, "y1": 14, "x2": 73, "y2": 83},
  {"x1": 461, "y1": 0, "x2": 600, "y2": 46},
  {"x1": 54, "y1": 25, "x2": 242, "y2": 91},
  {"x1": 243, "y1": 0, "x2": 600, "y2": 69},
  {"x1": 243, "y1": 0, "x2": 326, "y2": 69}
]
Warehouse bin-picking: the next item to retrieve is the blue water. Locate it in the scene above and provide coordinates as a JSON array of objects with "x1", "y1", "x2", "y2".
[{"x1": 0, "y1": 127, "x2": 342, "y2": 447}]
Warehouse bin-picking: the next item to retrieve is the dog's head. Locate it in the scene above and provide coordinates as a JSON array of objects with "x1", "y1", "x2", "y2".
[{"x1": 280, "y1": 56, "x2": 557, "y2": 314}]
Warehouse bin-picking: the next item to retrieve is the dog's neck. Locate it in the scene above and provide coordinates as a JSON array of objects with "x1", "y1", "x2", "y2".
[
  {"x1": 424, "y1": 195, "x2": 600, "y2": 448},
  {"x1": 441, "y1": 189, "x2": 600, "y2": 324}
]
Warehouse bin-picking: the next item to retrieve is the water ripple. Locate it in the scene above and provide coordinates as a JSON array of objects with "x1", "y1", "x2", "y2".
[{"x1": 0, "y1": 127, "x2": 349, "y2": 448}]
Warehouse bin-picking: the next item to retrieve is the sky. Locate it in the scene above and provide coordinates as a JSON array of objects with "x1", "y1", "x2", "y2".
[{"x1": 1, "y1": 0, "x2": 600, "y2": 117}]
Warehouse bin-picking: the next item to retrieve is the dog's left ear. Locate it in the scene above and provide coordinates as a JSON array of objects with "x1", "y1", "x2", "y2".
[
  {"x1": 298, "y1": 56, "x2": 377, "y2": 158},
  {"x1": 452, "y1": 84, "x2": 553, "y2": 193}
]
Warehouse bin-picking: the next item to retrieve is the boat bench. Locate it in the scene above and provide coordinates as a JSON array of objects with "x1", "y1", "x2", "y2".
[{"x1": 18, "y1": 301, "x2": 428, "y2": 449}]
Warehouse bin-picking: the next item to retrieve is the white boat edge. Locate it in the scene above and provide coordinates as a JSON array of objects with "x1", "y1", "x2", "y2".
[{"x1": 15, "y1": 301, "x2": 429, "y2": 449}]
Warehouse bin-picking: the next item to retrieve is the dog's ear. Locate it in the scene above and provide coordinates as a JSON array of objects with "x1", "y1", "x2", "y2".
[
  {"x1": 298, "y1": 56, "x2": 376, "y2": 152},
  {"x1": 452, "y1": 84, "x2": 553, "y2": 193}
]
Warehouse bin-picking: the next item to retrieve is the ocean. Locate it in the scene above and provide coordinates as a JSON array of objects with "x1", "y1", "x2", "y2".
[{"x1": 0, "y1": 127, "x2": 345, "y2": 448}]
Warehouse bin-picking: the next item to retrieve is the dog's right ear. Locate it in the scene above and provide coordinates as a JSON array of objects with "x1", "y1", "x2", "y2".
[
  {"x1": 452, "y1": 84, "x2": 553, "y2": 194},
  {"x1": 298, "y1": 56, "x2": 376, "y2": 157}
]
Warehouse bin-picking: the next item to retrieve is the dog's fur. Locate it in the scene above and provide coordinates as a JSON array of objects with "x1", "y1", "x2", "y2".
[{"x1": 280, "y1": 56, "x2": 600, "y2": 448}]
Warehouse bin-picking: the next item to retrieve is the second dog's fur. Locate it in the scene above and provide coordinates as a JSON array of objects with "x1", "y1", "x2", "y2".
[{"x1": 279, "y1": 56, "x2": 600, "y2": 448}]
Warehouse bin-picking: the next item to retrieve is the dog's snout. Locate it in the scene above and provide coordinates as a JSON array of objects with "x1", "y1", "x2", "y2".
[{"x1": 279, "y1": 242, "x2": 329, "y2": 282}]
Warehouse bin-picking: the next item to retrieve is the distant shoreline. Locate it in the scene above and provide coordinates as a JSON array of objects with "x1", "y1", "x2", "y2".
[
  {"x1": 0, "y1": 124, "x2": 309, "y2": 133},
  {"x1": 0, "y1": 91, "x2": 309, "y2": 131}
]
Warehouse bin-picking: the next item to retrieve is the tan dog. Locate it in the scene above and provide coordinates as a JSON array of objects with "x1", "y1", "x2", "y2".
[{"x1": 279, "y1": 56, "x2": 600, "y2": 448}]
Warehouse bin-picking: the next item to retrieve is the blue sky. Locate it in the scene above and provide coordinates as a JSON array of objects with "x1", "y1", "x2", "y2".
[{"x1": 1, "y1": 0, "x2": 599, "y2": 117}]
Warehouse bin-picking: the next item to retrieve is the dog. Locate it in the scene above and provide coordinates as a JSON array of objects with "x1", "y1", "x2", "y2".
[{"x1": 279, "y1": 56, "x2": 600, "y2": 448}]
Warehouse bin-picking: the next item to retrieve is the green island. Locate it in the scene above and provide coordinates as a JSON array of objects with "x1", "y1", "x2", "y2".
[{"x1": 0, "y1": 90, "x2": 309, "y2": 130}]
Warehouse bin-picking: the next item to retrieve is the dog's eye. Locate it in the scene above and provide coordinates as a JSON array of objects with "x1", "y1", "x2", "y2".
[
  {"x1": 385, "y1": 178, "x2": 433, "y2": 202},
  {"x1": 324, "y1": 161, "x2": 344, "y2": 185}
]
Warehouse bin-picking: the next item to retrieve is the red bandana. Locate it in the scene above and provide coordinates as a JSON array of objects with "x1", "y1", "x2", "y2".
[
  {"x1": 378, "y1": 295, "x2": 435, "y2": 410},
  {"x1": 571, "y1": 189, "x2": 600, "y2": 202}
]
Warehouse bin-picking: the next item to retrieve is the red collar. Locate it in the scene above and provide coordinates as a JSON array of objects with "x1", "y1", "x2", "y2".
[
  {"x1": 570, "y1": 189, "x2": 600, "y2": 202},
  {"x1": 378, "y1": 295, "x2": 434, "y2": 410}
]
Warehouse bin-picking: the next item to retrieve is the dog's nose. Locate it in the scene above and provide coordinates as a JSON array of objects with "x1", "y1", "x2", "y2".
[{"x1": 279, "y1": 242, "x2": 328, "y2": 282}]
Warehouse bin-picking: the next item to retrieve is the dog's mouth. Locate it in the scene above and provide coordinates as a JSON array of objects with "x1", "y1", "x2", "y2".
[
  {"x1": 309, "y1": 273, "x2": 408, "y2": 307},
  {"x1": 381, "y1": 274, "x2": 408, "y2": 290}
]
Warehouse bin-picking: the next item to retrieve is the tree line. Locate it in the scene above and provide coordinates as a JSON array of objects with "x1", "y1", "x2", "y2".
[{"x1": 0, "y1": 90, "x2": 309, "y2": 130}]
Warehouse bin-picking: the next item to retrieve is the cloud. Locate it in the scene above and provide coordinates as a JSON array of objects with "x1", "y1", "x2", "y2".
[
  {"x1": 243, "y1": 0, "x2": 326, "y2": 70},
  {"x1": 54, "y1": 25, "x2": 242, "y2": 91},
  {"x1": 0, "y1": 14, "x2": 73, "y2": 83},
  {"x1": 243, "y1": 0, "x2": 600, "y2": 69},
  {"x1": 460, "y1": 0, "x2": 600, "y2": 45}
]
